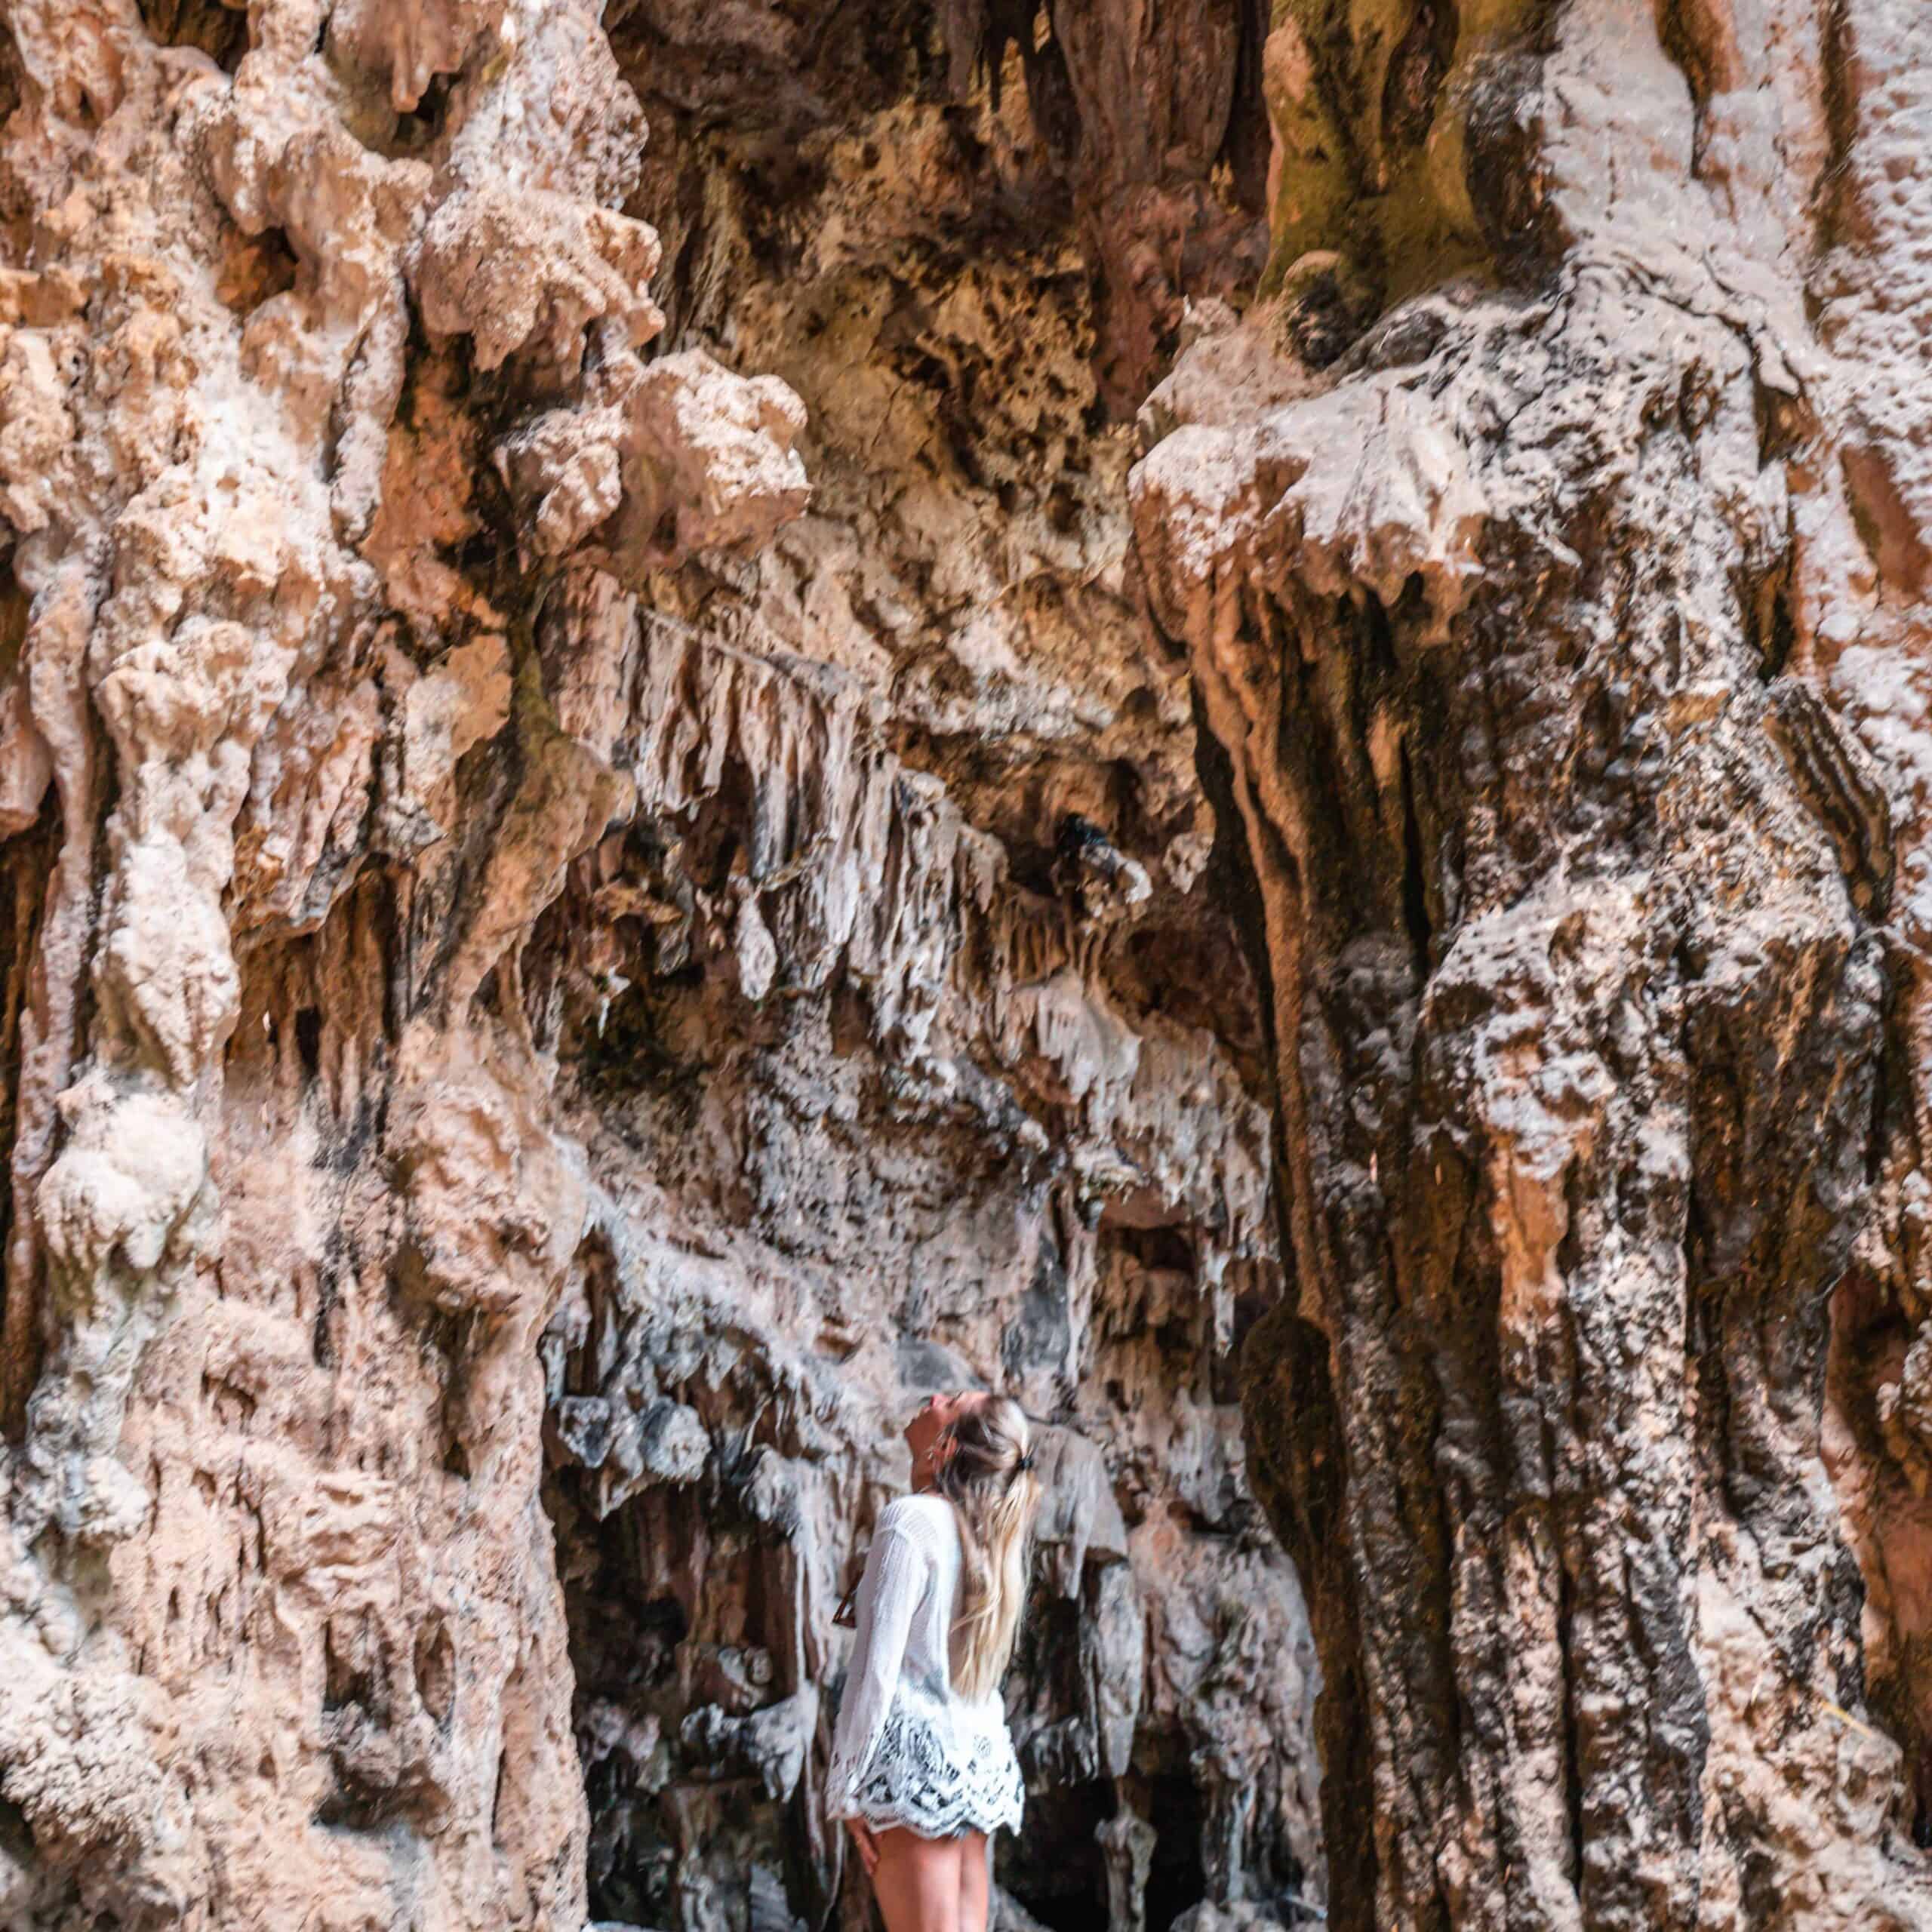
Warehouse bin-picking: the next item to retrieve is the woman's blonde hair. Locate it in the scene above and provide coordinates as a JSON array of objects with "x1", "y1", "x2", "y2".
[{"x1": 932, "y1": 1395, "x2": 1042, "y2": 1702}]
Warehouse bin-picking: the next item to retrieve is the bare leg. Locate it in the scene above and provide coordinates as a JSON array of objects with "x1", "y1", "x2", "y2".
[
  {"x1": 957, "y1": 1830, "x2": 989, "y2": 1932},
  {"x1": 872, "y1": 1825, "x2": 963, "y2": 1932}
]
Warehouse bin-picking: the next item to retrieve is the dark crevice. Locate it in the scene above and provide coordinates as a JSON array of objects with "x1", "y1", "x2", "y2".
[
  {"x1": 389, "y1": 69, "x2": 456, "y2": 155},
  {"x1": 1137, "y1": 1774, "x2": 1208, "y2": 1932},
  {"x1": 312, "y1": 1263, "x2": 338, "y2": 1368},
  {"x1": 139, "y1": 0, "x2": 250, "y2": 71},
  {"x1": 998, "y1": 1775, "x2": 1112, "y2": 1930},
  {"x1": 1556, "y1": 1540, "x2": 1586, "y2": 1891},
  {"x1": 217, "y1": 226, "x2": 299, "y2": 319},
  {"x1": 1240, "y1": 1302, "x2": 1377, "y2": 1932},
  {"x1": 1655, "y1": 0, "x2": 1719, "y2": 109},
  {"x1": 0, "y1": 776, "x2": 60, "y2": 1441},
  {"x1": 323, "y1": 1613, "x2": 384, "y2": 1718},
  {"x1": 1381, "y1": 0, "x2": 1456, "y2": 157},
  {"x1": 1761, "y1": 571, "x2": 1796, "y2": 679},
  {"x1": 1398, "y1": 740, "x2": 1434, "y2": 975},
  {"x1": 1189, "y1": 678, "x2": 1281, "y2": 1104},
  {"x1": 294, "y1": 1005, "x2": 323, "y2": 1079}
]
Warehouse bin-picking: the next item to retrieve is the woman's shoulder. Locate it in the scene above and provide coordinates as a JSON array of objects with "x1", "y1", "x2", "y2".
[{"x1": 877, "y1": 1491, "x2": 957, "y2": 1546}]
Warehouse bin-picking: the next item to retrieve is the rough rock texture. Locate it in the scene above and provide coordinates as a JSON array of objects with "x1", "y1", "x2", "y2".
[
  {"x1": 1131, "y1": 0, "x2": 1932, "y2": 1927},
  {"x1": 8, "y1": 0, "x2": 1932, "y2": 1929},
  {"x1": 0, "y1": 3, "x2": 1318, "y2": 1930}
]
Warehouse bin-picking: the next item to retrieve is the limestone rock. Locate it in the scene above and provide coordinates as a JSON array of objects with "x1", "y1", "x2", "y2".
[
  {"x1": 1131, "y1": 0, "x2": 1932, "y2": 1926},
  {"x1": 0, "y1": 3, "x2": 1312, "y2": 1929},
  {"x1": 20, "y1": 0, "x2": 1926, "y2": 1927}
]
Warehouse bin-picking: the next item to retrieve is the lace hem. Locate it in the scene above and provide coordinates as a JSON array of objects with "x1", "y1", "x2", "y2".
[{"x1": 828, "y1": 1705, "x2": 1024, "y2": 1838}]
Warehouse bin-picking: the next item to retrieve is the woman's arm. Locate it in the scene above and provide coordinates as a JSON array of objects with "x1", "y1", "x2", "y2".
[{"x1": 826, "y1": 1515, "x2": 924, "y2": 1813}]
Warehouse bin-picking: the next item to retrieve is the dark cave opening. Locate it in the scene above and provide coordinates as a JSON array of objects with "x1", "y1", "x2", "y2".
[
  {"x1": 995, "y1": 1777, "x2": 1114, "y2": 1930},
  {"x1": 532, "y1": 1195, "x2": 1306, "y2": 1932},
  {"x1": 540, "y1": 1247, "x2": 830, "y2": 1932},
  {"x1": 543, "y1": 1423, "x2": 1242, "y2": 1932},
  {"x1": 1140, "y1": 1774, "x2": 1209, "y2": 1932},
  {"x1": 545, "y1": 1460, "x2": 803, "y2": 1928}
]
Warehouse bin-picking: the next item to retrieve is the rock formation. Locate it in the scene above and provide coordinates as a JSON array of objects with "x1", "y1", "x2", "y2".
[
  {"x1": 0, "y1": 2, "x2": 1314, "y2": 1930},
  {"x1": 1132, "y1": 0, "x2": 1932, "y2": 1927},
  {"x1": 5, "y1": 0, "x2": 1932, "y2": 1928}
]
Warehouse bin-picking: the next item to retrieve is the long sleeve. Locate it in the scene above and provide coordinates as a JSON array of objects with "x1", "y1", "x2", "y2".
[{"x1": 826, "y1": 1518, "x2": 925, "y2": 1816}]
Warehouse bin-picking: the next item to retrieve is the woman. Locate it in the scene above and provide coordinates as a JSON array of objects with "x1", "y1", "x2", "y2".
[{"x1": 826, "y1": 1390, "x2": 1042, "y2": 1932}]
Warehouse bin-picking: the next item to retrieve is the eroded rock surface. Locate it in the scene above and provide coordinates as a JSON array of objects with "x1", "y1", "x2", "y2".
[
  {"x1": 1132, "y1": 0, "x2": 1932, "y2": 1927},
  {"x1": 8, "y1": 0, "x2": 1931, "y2": 1927},
  {"x1": 0, "y1": 3, "x2": 1312, "y2": 1930}
]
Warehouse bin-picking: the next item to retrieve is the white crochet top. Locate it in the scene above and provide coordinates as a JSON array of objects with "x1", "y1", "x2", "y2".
[{"x1": 826, "y1": 1492, "x2": 1025, "y2": 1837}]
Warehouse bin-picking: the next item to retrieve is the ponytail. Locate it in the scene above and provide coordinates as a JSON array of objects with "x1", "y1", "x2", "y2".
[{"x1": 932, "y1": 1395, "x2": 1042, "y2": 1702}]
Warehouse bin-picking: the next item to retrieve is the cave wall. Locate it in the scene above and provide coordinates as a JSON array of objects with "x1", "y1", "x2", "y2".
[
  {"x1": 1131, "y1": 0, "x2": 1932, "y2": 1927},
  {"x1": 5, "y1": 0, "x2": 1930, "y2": 1929},
  {"x1": 0, "y1": 2, "x2": 1319, "y2": 1930}
]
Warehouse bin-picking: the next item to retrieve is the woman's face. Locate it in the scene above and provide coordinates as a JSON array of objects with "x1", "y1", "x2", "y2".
[{"x1": 905, "y1": 1389, "x2": 983, "y2": 1472}]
